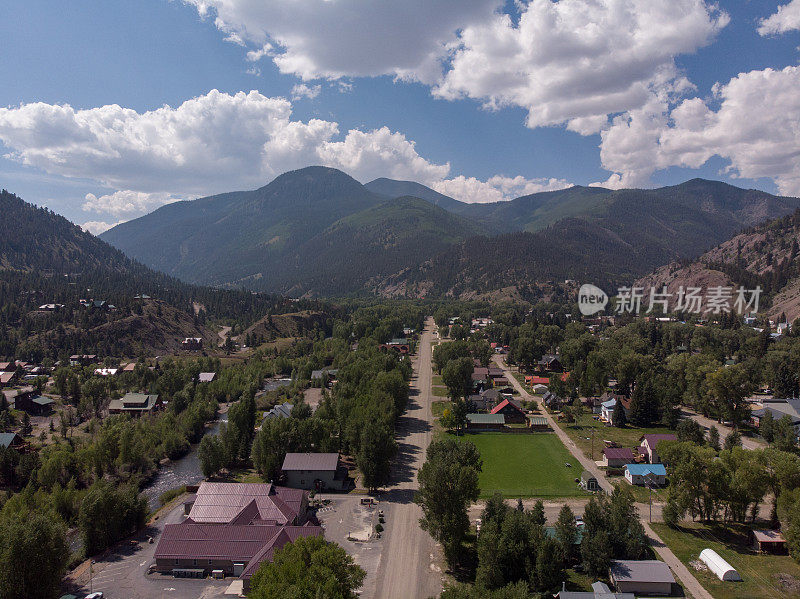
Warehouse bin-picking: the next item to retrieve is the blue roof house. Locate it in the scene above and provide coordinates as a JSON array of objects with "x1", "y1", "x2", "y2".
[{"x1": 624, "y1": 463, "x2": 667, "y2": 487}]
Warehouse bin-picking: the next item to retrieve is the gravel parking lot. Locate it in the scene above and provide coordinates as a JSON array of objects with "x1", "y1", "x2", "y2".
[
  {"x1": 315, "y1": 495, "x2": 384, "y2": 598},
  {"x1": 66, "y1": 500, "x2": 230, "y2": 599}
]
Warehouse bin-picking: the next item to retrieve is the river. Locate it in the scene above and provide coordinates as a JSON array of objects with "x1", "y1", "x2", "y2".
[
  {"x1": 142, "y1": 408, "x2": 229, "y2": 510},
  {"x1": 141, "y1": 378, "x2": 292, "y2": 510}
]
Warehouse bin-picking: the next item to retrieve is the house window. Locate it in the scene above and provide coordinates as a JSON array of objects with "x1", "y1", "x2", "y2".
[
  {"x1": 193, "y1": 559, "x2": 197, "y2": 566},
  {"x1": 208, "y1": 560, "x2": 213, "y2": 565},
  {"x1": 175, "y1": 559, "x2": 179, "y2": 565}
]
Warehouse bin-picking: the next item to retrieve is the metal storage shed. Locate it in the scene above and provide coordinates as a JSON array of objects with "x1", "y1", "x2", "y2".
[{"x1": 699, "y1": 548, "x2": 742, "y2": 581}]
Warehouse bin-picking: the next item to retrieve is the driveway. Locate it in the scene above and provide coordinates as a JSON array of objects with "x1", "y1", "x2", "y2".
[
  {"x1": 372, "y1": 319, "x2": 443, "y2": 599},
  {"x1": 681, "y1": 407, "x2": 765, "y2": 451}
]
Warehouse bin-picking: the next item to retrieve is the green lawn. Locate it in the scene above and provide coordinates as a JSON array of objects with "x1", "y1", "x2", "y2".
[
  {"x1": 432, "y1": 386, "x2": 449, "y2": 397},
  {"x1": 449, "y1": 432, "x2": 587, "y2": 498},
  {"x1": 556, "y1": 412, "x2": 675, "y2": 462},
  {"x1": 432, "y1": 401, "x2": 449, "y2": 418},
  {"x1": 652, "y1": 522, "x2": 800, "y2": 599},
  {"x1": 432, "y1": 374, "x2": 444, "y2": 386}
]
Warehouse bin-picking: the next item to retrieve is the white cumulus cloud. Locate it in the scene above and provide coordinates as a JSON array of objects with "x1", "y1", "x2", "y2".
[
  {"x1": 186, "y1": 1, "x2": 726, "y2": 134},
  {"x1": 595, "y1": 65, "x2": 800, "y2": 195},
  {"x1": 0, "y1": 89, "x2": 448, "y2": 202},
  {"x1": 81, "y1": 220, "x2": 122, "y2": 235},
  {"x1": 290, "y1": 83, "x2": 321, "y2": 101},
  {"x1": 434, "y1": 174, "x2": 572, "y2": 203},
  {"x1": 759, "y1": 0, "x2": 800, "y2": 35},
  {"x1": 82, "y1": 190, "x2": 182, "y2": 217},
  {"x1": 435, "y1": 0, "x2": 727, "y2": 134},
  {"x1": 186, "y1": 0, "x2": 501, "y2": 83}
]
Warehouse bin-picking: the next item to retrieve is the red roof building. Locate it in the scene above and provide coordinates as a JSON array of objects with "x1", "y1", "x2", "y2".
[
  {"x1": 153, "y1": 481, "x2": 319, "y2": 590},
  {"x1": 491, "y1": 398, "x2": 527, "y2": 424},
  {"x1": 602, "y1": 447, "x2": 638, "y2": 467}
]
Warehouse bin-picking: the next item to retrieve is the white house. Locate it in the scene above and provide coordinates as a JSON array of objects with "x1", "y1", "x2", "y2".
[
  {"x1": 639, "y1": 434, "x2": 677, "y2": 464},
  {"x1": 624, "y1": 463, "x2": 667, "y2": 486}
]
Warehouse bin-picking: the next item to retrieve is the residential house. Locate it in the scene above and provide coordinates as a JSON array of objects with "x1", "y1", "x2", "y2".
[
  {"x1": 154, "y1": 482, "x2": 319, "y2": 591},
  {"x1": 281, "y1": 453, "x2": 348, "y2": 491},
  {"x1": 580, "y1": 471, "x2": 599, "y2": 491},
  {"x1": 542, "y1": 391, "x2": 564, "y2": 411},
  {"x1": 379, "y1": 338, "x2": 410, "y2": 354},
  {"x1": 0, "y1": 432, "x2": 24, "y2": 451},
  {"x1": 0, "y1": 371, "x2": 16, "y2": 387},
  {"x1": 0, "y1": 362, "x2": 15, "y2": 373},
  {"x1": 600, "y1": 395, "x2": 630, "y2": 426},
  {"x1": 120, "y1": 362, "x2": 137, "y2": 373},
  {"x1": 538, "y1": 354, "x2": 563, "y2": 372},
  {"x1": 583, "y1": 396, "x2": 603, "y2": 414},
  {"x1": 37, "y1": 303, "x2": 64, "y2": 311},
  {"x1": 198, "y1": 372, "x2": 216, "y2": 383},
  {"x1": 639, "y1": 434, "x2": 677, "y2": 464},
  {"x1": 525, "y1": 375, "x2": 549, "y2": 386},
  {"x1": 531, "y1": 383, "x2": 549, "y2": 394},
  {"x1": 263, "y1": 402, "x2": 293, "y2": 421},
  {"x1": 472, "y1": 367, "x2": 490, "y2": 384},
  {"x1": 602, "y1": 447, "x2": 637, "y2": 468},
  {"x1": 108, "y1": 392, "x2": 162, "y2": 415},
  {"x1": 310, "y1": 368, "x2": 338, "y2": 387},
  {"x1": 487, "y1": 367, "x2": 504, "y2": 379},
  {"x1": 624, "y1": 463, "x2": 667, "y2": 486},
  {"x1": 468, "y1": 388, "x2": 502, "y2": 412},
  {"x1": 467, "y1": 413, "x2": 505, "y2": 430},
  {"x1": 751, "y1": 399, "x2": 800, "y2": 434},
  {"x1": 69, "y1": 354, "x2": 97, "y2": 366},
  {"x1": 609, "y1": 560, "x2": 675, "y2": 595},
  {"x1": 5, "y1": 386, "x2": 53, "y2": 414},
  {"x1": 182, "y1": 337, "x2": 203, "y2": 350},
  {"x1": 491, "y1": 398, "x2": 527, "y2": 424},
  {"x1": 94, "y1": 368, "x2": 118, "y2": 377}
]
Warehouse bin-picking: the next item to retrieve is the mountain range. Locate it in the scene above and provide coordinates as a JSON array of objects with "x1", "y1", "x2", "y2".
[
  {"x1": 0, "y1": 189, "x2": 317, "y2": 356},
  {"x1": 99, "y1": 167, "x2": 800, "y2": 299}
]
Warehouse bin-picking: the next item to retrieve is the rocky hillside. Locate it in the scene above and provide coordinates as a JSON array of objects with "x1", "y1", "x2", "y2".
[
  {"x1": 239, "y1": 310, "x2": 330, "y2": 342},
  {"x1": 635, "y1": 210, "x2": 800, "y2": 321}
]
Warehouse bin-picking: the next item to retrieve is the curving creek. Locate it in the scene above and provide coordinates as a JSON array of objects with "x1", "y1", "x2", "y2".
[
  {"x1": 141, "y1": 378, "x2": 291, "y2": 510},
  {"x1": 141, "y1": 408, "x2": 229, "y2": 511}
]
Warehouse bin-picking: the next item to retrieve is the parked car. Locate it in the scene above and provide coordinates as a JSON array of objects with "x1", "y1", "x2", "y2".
[{"x1": 84, "y1": 593, "x2": 104, "y2": 599}]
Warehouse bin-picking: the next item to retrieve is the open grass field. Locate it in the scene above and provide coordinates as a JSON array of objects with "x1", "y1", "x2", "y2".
[
  {"x1": 449, "y1": 432, "x2": 587, "y2": 498},
  {"x1": 432, "y1": 386, "x2": 449, "y2": 397},
  {"x1": 652, "y1": 522, "x2": 800, "y2": 599},
  {"x1": 556, "y1": 412, "x2": 675, "y2": 462}
]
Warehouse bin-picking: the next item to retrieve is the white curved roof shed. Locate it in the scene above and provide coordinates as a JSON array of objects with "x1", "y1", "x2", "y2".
[{"x1": 699, "y1": 548, "x2": 742, "y2": 581}]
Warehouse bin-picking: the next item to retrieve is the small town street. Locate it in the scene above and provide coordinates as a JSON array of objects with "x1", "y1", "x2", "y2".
[{"x1": 372, "y1": 318, "x2": 443, "y2": 599}]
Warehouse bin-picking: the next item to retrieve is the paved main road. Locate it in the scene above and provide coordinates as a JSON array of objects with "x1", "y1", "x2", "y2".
[
  {"x1": 372, "y1": 318, "x2": 443, "y2": 599},
  {"x1": 494, "y1": 357, "x2": 712, "y2": 599}
]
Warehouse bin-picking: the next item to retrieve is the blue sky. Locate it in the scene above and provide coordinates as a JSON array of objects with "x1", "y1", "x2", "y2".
[{"x1": 1, "y1": 0, "x2": 800, "y2": 232}]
